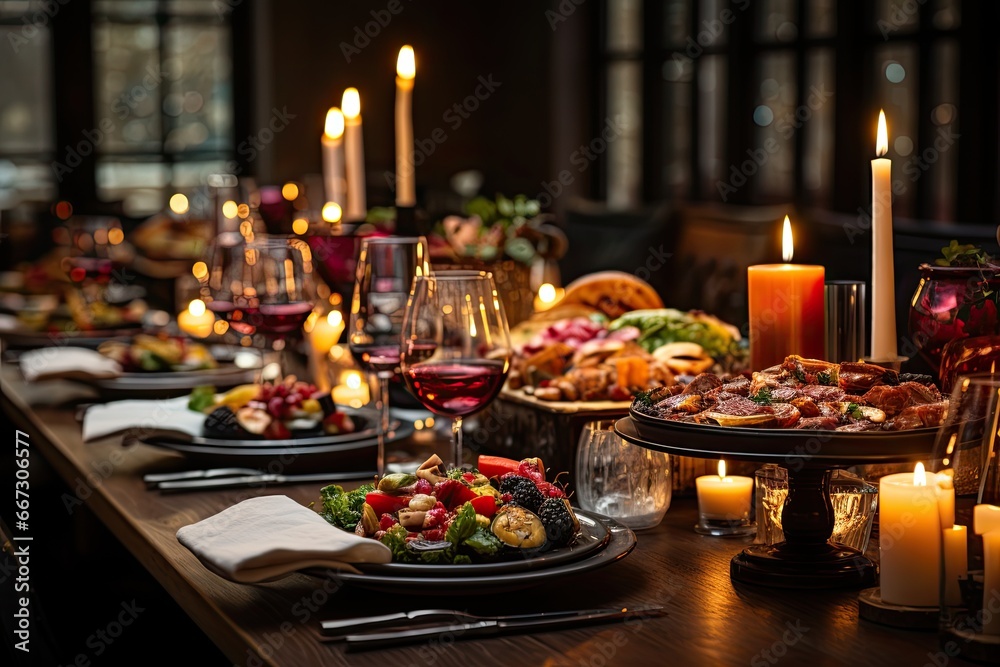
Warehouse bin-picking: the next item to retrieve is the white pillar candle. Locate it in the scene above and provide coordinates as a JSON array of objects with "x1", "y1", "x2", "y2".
[
  {"x1": 975, "y1": 504, "x2": 1000, "y2": 535},
  {"x1": 695, "y1": 460, "x2": 753, "y2": 521},
  {"x1": 342, "y1": 88, "x2": 367, "y2": 221},
  {"x1": 937, "y1": 472, "x2": 955, "y2": 528},
  {"x1": 321, "y1": 108, "x2": 346, "y2": 211},
  {"x1": 870, "y1": 109, "x2": 897, "y2": 360},
  {"x1": 879, "y1": 463, "x2": 942, "y2": 607},
  {"x1": 395, "y1": 45, "x2": 416, "y2": 207},
  {"x1": 942, "y1": 525, "x2": 968, "y2": 606},
  {"x1": 984, "y1": 530, "x2": 1000, "y2": 635}
]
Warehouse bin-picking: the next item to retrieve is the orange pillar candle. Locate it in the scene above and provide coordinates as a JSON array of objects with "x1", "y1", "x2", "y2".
[{"x1": 748, "y1": 216, "x2": 825, "y2": 369}]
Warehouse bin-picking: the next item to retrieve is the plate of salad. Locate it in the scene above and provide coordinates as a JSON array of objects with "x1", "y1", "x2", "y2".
[{"x1": 316, "y1": 453, "x2": 617, "y2": 576}]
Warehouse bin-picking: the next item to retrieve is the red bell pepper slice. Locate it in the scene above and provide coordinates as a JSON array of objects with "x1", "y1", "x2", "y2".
[
  {"x1": 470, "y1": 495, "x2": 498, "y2": 518},
  {"x1": 477, "y1": 455, "x2": 521, "y2": 480},
  {"x1": 365, "y1": 492, "x2": 412, "y2": 516}
]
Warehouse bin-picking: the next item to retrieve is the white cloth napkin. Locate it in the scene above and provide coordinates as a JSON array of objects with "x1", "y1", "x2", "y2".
[
  {"x1": 176, "y1": 495, "x2": 392, "y2": 583},
  {"x1": 20, "y1": 347, "x2": 122, "y2": 382},
  {"x1": 82, "y1": 395, "x2": 205, "y2": 442}
]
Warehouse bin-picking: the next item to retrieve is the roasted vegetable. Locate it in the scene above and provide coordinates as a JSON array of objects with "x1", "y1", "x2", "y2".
[
  {"x1": 491, "y1": 505, "x2": 547, "y2": 549},
  {"x1": 377, "y1": 473, "x2": 417, "y2": 494}
]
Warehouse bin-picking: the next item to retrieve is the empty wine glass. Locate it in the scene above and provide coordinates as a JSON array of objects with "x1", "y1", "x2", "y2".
[
  {"x1": 349, "y1": 236, "x2": 429, "y2": 478},
  {"x1": 204, "y1": 234, "x2": 316, "y2": 379},
  {"x1": 401, "y1": 270, "x2": 511, "y2": 469}
]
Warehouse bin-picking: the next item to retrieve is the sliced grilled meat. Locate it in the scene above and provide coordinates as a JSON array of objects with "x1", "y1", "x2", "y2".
[{"x1": 862, "y1": 382, "x2": 943, "y2": 417}]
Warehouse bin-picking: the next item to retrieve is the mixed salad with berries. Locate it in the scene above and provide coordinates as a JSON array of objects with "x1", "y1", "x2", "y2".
[
  {"x1": 188, "y1": 377, "x2": 356, "y2": 440},
  {"x1": 318, "y1": 454, "x2": 580, "y2": 564}
]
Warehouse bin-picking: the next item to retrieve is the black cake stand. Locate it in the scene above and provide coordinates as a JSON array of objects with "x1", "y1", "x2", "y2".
[{"x1": 616, "y1": 410, "x2": 938, "y2": 589}]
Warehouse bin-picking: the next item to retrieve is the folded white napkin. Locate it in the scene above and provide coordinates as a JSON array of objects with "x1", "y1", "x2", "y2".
[
  {"x1": 20, "y1": 347, "x2": 122, "y2": 382},
  {"x1": 176, "y1": 495, "x2": 391, "y2": 583},
  {"x1": 82, "y1": 395, "x2": 205, "y2": 441},
  {"x1": 0, "y1": 314, "x2": 21, "y2": 332}
]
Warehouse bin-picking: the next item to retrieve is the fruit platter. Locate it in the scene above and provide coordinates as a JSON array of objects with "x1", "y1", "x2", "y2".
[
  {"x1": 305, "y1": 452, "x2": 636, "y2": 593},
  {"x1": 97, "y1": 335, "x2": 220, "y2": 373},
  {"x1": 190, "y1": 379, "x2": 360, "y2": 441},
  {"x1": 319, "y1": 454, "x2": 577, "y2": 562}
]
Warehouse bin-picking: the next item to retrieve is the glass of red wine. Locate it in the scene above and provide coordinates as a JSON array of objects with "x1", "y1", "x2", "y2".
[
  {"x1": 60, "y1": 216, "x2": 135, "y2": 308},
  {"x1": 204, "y1": 234, "x2": 316, "y2": 380},
  {"x1": 349, "y1": 236, "x2": 430, "y2": 478},
  {"x1": 401, "y1": 270, "x2": 511, "y2": 469}
]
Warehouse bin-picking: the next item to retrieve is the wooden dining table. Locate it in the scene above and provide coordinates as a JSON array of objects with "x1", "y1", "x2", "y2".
[{"x1": 1, "y1": 363, "x2": 972, "y2": 666}]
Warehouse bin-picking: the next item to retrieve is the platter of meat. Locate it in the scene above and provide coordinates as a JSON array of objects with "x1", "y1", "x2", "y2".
[{"x1": 620, "y1": 356, "x2": 946, "y2": 463}]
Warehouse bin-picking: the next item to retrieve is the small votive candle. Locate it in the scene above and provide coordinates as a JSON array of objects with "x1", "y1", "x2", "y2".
[{"x1": 695, "y1": 460, "x2": 755, "y2": 536}]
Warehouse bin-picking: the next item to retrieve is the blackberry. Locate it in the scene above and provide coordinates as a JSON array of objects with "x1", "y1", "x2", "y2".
[
  {"x1": 538, "y1": 498, "x2": 580, "y2": 546},
  {"x1": 499, "y1": 475, "x2": 544, "y2": 513},
  {"x1": 203, "y1": 406, "x2": 248, "y2": 438}
]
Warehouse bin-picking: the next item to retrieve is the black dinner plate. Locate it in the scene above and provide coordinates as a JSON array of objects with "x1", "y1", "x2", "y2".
[
  {"x1": 308, "y1": 512, "x2": 636, "y2": 595},
  {"x1": 354, "y1": 510, "x2": 611, "y2": 577},
  {"x1": 619, "y1": 409, "x2": 939, "y2": 465},
  {"x1": 123, "y1": 420, "x2": 414, "y2": 474}
]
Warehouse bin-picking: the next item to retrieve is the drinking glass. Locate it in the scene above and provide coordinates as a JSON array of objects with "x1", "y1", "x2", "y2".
[
  {"x1": 754, "y1": 464, "x2": 788, "y2": 545},
  {"x1": 930, "y1": 374, "x2": 1000, "y2": 658},
  {"x1": 754, "y1": 466, "x2": 878, "y2": 551},
  {"x1": 575, "y1": 420, "x2": 672, "y2": 529},
  {"x1": 60, "y1": 216, "x2": 136, "y2": 306},
  {"x1": 401, "y1": 270, "x2": 511, "y2": 469},
  {"x1": 204, "y1": 234, "x2": 315, "y2": 379},
  {"x1": 829, "y1": 471, "x2": 879, "y2": 552},
  {"x1": 350, "y1": 236, "x2": 429, "y2": 477}
]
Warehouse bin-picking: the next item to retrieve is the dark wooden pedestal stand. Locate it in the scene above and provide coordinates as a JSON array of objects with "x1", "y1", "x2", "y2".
[{"x1": 616, "y1": 414, "x2": 936, "y2": 590}]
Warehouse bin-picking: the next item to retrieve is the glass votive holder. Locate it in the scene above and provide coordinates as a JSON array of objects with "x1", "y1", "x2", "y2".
[
  {"x1": 754, "y1": 464, "x2": 788, "y2": 544},
  {"x1": 829, "y1": 470, "x2": 879, "y2": 552},
  {"x1": 754, "y1": 466, "x2": 879, "y2": 550},
  {"x1": 695, "y1": 460, "x2": 755, "y2": 536},
  {"x1": 575, "y1": 420, "x2": 672, "y2": 530}
]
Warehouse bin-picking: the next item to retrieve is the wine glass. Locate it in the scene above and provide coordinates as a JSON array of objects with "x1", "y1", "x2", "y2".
[
  {"x1": 203, "y1": 234, "x2": 316, "y2": 379},
  {"x1": 401, "y1": 270, "x2": 511, "y2": 469},
  {"x1": 349, "y1": 236, "x2": 429, "y2": 478}
]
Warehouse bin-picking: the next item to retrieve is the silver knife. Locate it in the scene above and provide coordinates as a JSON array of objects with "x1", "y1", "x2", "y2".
[
  {"x1": 343, "y1": 606, "x2": 665, "y2": 651},
  {"x1": 322, "y1": 606, "x2": 645, "y2": 638},
  {"x1": 144, "y1": 468, "x2": 263, "y2": 485},
  {"x1": 155, "y1": 470, "x2": 377, "y2": 492}
]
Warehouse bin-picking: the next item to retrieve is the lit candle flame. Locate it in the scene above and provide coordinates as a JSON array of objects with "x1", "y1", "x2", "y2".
[
  {"x1": 169, "y1": 193, "x2": 189, "y2": 215},
  {"x1": 324, "y1": 107, "x2": 345, "y2": 139},
  {"x1": 342, "y1": 88, "x2": 361, "y2": 120},
  {"x1": 322, "y1": 202, "x2": 343, "y2": 223},
  {"x1": 718, "y1": 459, "x2": 727, "y2": 480},
  {"x1": 538, "y1": 283, "x2": 557, "y2": 304},
  {"x1": 913, "y1": 461, "x2": 927, "y2": 486},
  {"x1": 396, "y1": 45, "x2": 415, "y2": 80},
  {"x1": 781, "y1": 215, "x2": 794, "y2": 262},
  {"x1": 327, "y1": 310, "x2": 343, "y2": 327},
  {"x1": 188, "y1": 299, "x2": 206, "y2": 316},
  {"x1": 346, "y1": 371, "x2": 362, "y2": 390},
  {"x1": 876, "y1": 109, "x2": 888, "y2": 157}
]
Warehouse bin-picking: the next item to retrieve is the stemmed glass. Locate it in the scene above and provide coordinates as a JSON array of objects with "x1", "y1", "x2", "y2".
[
  {"x1": 401, "y1": 270, "x2": 511, "y2": 469},
  {"x1": 204, "y1": 234, "x2": 316, "y2": 379},
  {"x1": 349, "y1": 236, "x2": 429, "y2": 478}
]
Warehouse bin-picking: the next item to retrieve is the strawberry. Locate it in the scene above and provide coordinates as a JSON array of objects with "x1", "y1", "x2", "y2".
[{"x1": 517, "y1": 457, "x2": 546, "y2": 483}]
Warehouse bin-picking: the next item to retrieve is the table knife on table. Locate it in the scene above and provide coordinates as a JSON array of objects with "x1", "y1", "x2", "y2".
[
  {"x1": 154, "y1": 470, "x2": 376, "y2": 492},
  {"x1": 342, "y1": 606, "x2": 666, "y2": 650}
]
